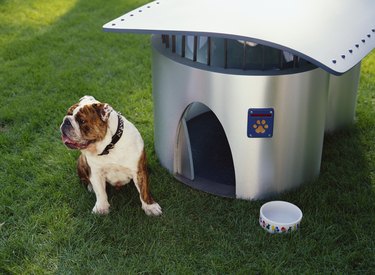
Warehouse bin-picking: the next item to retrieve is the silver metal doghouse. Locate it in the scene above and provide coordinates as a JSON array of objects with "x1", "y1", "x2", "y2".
[{"x1": 104, "y1": 0, "x2": 375, "y2": 199}]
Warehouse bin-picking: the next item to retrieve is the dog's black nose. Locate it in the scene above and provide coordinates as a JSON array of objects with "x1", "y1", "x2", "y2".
[{"x1": 61, "y1": 118, "x2": 72, "y2": 133}]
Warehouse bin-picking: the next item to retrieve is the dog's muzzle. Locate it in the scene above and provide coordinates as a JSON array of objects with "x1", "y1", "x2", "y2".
[
  {"x1": 61, "y1": 117, "x2": 72, "y2": 133},
  {"x1": 60, "y1": 117, "x2": 90, "y2": 150}
]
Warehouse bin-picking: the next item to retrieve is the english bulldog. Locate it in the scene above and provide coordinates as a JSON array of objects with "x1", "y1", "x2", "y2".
[{"x1": 60, "y1": 96, "x2": 162, "y2": 216}]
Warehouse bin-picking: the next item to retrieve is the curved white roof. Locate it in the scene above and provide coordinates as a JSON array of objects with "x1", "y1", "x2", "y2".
[{"x1": 103, "y1": 0, "x2": 375, "y2": 74}]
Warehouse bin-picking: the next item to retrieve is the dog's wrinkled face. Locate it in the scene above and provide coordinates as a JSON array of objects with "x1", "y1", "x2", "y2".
[{"x1": 60, "y1": 96, "x2": 113, "y2": 150}]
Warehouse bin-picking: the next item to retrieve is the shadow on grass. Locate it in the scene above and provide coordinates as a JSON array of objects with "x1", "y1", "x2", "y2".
[{"x1": 277, "y1": 125, "x2": 375, "y2": 271}]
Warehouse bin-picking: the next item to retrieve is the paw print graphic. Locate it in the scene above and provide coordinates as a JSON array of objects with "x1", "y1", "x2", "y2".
[
  {"x1": 253, "y1": 120, "x2": 269, "y2": 134},
  {"x1": 247, "y1": 108, "x2": 274, "y2": 138}
]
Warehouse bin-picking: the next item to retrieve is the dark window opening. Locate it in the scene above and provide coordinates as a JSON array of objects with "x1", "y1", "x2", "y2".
[{"x1": 160, "y1": 34, "x2": 312, "y2": 71}]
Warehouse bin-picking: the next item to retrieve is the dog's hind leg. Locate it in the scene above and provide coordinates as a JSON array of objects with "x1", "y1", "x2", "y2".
[
  {"x1": 77, "y1": 154, "x2": 93, "y2": 192},
  {"x1": 134, "y1": 150, "x2": 162, "y2": 216}
]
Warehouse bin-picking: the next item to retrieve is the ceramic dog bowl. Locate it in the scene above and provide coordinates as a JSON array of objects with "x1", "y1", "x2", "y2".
[{"x1": 259, "y1": 201, "x2": 302, "y2": 234}]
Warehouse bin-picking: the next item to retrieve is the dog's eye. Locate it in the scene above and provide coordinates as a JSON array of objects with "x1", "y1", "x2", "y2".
[{"x1": 77, "y1": 117, "x2": 86, "y2": 125}]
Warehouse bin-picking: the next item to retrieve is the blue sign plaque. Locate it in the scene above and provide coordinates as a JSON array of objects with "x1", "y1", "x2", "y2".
[{"x1": 247, "y1": 108, "x2": 274, "y2": 138}]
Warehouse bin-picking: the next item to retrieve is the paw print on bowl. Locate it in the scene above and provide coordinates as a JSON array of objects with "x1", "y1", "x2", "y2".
[{"x1": 253, "y1": 119, "x2": 269, "y2": 134}]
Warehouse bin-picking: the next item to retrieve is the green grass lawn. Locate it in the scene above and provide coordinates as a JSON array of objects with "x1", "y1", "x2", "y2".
[{"x1": 1, "y1": 0, "x2": 374, "y2": 273}]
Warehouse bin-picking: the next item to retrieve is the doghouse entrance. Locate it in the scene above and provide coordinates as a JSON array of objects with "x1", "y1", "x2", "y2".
[{"x1": 175, "y1": 103, "x2": 235, "y2": 197}]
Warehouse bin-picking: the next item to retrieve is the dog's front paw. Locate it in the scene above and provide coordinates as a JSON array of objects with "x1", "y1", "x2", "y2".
[
  {"x1": 92, "y1": 201, "x2": 110, "y2": 215},
  {"x1": 142, "y1": 202, "x2": 162, "y2": 216}
]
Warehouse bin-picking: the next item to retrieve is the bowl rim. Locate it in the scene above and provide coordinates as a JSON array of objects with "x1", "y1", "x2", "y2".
[{"x1": 260, "y1": 200, "x2": 303, "y2": 227}]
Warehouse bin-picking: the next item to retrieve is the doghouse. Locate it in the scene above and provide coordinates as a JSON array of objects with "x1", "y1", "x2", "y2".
[{"x1": 104, "y1": 0, "x2": 375, "y2": 199}]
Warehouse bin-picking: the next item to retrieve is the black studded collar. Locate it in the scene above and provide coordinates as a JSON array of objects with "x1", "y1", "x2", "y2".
[{"x1": 98, "y1": 113, "x2": 124, "y2": 156}]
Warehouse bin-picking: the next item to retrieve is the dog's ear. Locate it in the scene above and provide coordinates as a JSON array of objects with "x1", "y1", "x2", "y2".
[{"x1": 93, "y1": 103, "x2": 113, "y2": 122}]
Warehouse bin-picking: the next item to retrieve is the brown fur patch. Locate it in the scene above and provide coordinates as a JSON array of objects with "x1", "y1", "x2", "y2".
[
  {"x1": 67, "y1": 103, "x2": 79, "y2": 115},
  {"x1": 137, "y1": 149, "x2": 155, "y2": 205},
  {"x1": 75, "y1": 104, "x2": 108, "y2": 142},
  {"x1": 77, "y1": 154, "x2": 91, "y2": 185}
]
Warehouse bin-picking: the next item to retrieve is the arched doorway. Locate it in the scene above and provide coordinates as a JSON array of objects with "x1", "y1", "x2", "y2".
[{"x1": 174, "y1": 102, "x2": 235, "y2": 197}]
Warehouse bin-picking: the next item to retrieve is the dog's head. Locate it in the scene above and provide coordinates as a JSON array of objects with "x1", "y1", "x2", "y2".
[{"x1": 60, "y1": 96, "x2": 113, "y2": 150}]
